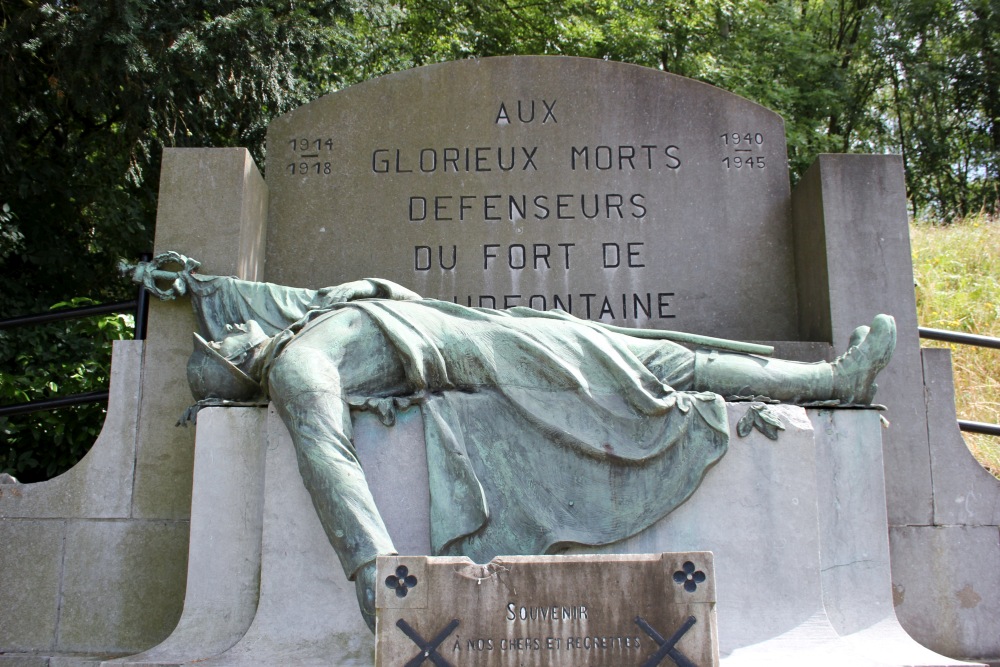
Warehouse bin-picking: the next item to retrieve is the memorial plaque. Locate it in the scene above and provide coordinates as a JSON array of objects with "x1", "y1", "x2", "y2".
[
  {"x1": 375, "y1": 553, "x2": 718, "y2": 667},
  {"x1": 265, "y1": 56, "x2": 797, "y2": 340}
]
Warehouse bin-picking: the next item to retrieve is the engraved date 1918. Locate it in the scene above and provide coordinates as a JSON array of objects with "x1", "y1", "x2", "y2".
[{"x1": 286, "y1": 137, "x2": 335, "y2": 176}]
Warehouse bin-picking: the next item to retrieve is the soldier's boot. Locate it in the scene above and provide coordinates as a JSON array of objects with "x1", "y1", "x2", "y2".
[
  {"x1": 693, "y1": 314, "x2": 896, "y2": 405},
  {"x1": 355, "y1": 559, "x2": 378, "y2": 633}
]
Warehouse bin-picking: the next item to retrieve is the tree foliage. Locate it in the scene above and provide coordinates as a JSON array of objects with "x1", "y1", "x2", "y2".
[
  {"x1": 0, "y1": 0, "x2": 354, "y2": 480},
  {"x1": 873, "y1": 0, "x2": 1000, "y2": 217},
  {"x1": 1, "y1": 0, "x2": 997, "y2": 480},
  {"x1": 0, "y1": 301, "x2": 133, "y2": 480},
  {"x1": 355, "y1": 0, "x2": 998, "y2": 215},
  {"x1": 0, "y1": 0, "x2": 353, "y2": 313}
]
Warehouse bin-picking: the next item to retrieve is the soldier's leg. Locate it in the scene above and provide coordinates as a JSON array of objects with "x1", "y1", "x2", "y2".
[
  {"x1": 627, "y1": 315, "x2": 895, "y2": 405},
  {"x1": 625, "y1": 337, "x2": 697, "y2": 389},
  {"x1": 692, "y1": 315, "x2": 896, "y2": 404}
]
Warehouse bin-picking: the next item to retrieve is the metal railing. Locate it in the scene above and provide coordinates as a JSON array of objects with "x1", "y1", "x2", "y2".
[
  {"x1": 0, "y1": 287, "x2": 149, "y2": 417},
  {"x1": 919, "y1": 326, "x2": 1000, "y2": 437}
]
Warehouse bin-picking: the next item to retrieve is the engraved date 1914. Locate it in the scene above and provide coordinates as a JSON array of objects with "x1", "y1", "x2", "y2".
[{"x1": 286, "y1": 137, "x2": 334, "y2": 176}]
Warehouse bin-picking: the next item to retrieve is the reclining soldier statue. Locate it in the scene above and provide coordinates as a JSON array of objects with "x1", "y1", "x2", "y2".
[{"x1": 127, "y1": 251, "x2": 897, "y2": 632}]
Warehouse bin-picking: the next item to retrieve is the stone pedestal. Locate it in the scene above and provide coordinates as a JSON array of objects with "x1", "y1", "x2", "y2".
[
  {"x1": 100, "y1": 405, "x2": 974, "y2": 666},
  {"x1": 3, "y1": 58, "x2": 999, "y2": 666},
  {"x1": 0, "y1": 342, "x2": 189, "y2": 666}
]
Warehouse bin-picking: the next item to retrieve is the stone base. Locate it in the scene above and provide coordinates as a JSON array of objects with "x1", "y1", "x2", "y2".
[
  {"x1": 101, "y1": 404, "x2": 977, "y2": 666},
  {"x1": 884, "y1": 350, "x2": 1000, "y2": 663},
  {"x1": 0, "y1": 342, "x2": 188, "y2": 667}
]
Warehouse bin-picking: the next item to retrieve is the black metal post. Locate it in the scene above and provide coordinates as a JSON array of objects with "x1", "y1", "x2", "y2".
[
  {"x1": 919, "y1": 327, "x2": 1000, "y2": 350},
  {"x1": 0, "y1": 391, "x2": 110, "y2": 417}
]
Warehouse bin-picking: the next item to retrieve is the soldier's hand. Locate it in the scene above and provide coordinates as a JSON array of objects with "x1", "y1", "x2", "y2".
[{"x1": 317, "y1": 280, "x2": 377, "y2": 303}]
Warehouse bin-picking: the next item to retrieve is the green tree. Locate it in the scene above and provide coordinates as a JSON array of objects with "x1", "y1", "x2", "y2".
[
  {"x1": 0, "y1": 0, "x2": 357, "y2": 480},
  {"x1": 0, "y1": 302, "x2": 133, "y2": 481},
  {"x1": 0, "y1": 0, "x2": 358, "y2": 314},
  {"x1": 840, "y1": 0, "x2": 1000, "y2": 218}
]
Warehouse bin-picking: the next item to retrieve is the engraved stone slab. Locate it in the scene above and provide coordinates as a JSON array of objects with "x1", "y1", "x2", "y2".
[
  {"x1": 375, "y1": 553, "x2": 718, "y2": 667},
  {"x1": 266, "y1": 56, "x2": 796, "y2": 340}
]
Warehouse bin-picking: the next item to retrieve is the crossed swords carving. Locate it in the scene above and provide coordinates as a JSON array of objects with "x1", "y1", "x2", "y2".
[
  {"x1": 635, "y1": 615, "x2": 699, "y2": 667},
  {"x1": 396, "y1": 618, "x2": 460, "y2": 667}
]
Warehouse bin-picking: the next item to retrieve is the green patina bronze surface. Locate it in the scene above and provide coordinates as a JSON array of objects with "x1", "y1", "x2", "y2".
[{"x1": 125, "y1": 252, "x2": 896, "y2": 632}]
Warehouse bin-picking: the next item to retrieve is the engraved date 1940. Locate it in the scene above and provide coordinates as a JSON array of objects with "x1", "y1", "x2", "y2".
[{"x1": 720, "y1": 132, "x2": 766, "y2": 169}]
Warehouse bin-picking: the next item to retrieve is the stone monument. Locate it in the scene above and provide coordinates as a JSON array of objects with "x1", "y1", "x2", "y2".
[
  {"x1": 1, "y1": 56, "x2": 998, "y2": 667},
  {"x1": 264, "y1": 57, "x2": 796, "y2": 339}
]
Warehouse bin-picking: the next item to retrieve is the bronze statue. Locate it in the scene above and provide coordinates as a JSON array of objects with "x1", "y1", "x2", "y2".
[{"x1": 127, "y1": 252, "x2": 896, "y2": 632}]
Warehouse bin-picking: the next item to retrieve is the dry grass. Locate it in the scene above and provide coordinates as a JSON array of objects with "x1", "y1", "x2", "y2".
[{"x1": 911, "y1": 214, "x2": 1000, "y2": 477}]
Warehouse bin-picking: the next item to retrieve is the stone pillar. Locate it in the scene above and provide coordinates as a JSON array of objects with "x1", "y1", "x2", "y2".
[
  {"x1": 791, "y1": 154, "x2": 931, "y2": 527},
  {"x1": 134, "y1": 148, "x2": 268, "y2": 521},
  {"x1": 107, "y1": 408, "x2": 269, "y2": 666},
  {"x1": 886, "y1": 350, "x2": 1000, "y2": 660},
  {"x1": 124, "y1": 149, "x2": 267, "y2": 651}
]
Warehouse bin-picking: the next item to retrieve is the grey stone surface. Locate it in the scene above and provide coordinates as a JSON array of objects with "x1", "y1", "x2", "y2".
[
  {"x1": 0, "y1": 342, "x2": 194, "y2": 663},
  {"x1": 1, "y1": 658, "x2": 129, "y2": 667},
  {"x1": 104, "y1": 395, "x2": 429, "y2": 667},
  {"x1": 568, "y1": 406, "x2": 969, "y2": 666},
  {"x1": 106, "y1": 408, "x2": 268, "y2": 666},
  {"x1": 180, "y1": 407, "x2": 375, "y2": 666},
  {"x1": 131, "y1": 297, "x2": 198, "y2": 521},
  {"x1": 890, "y1": 525, "x2": 1000, "y2": 662},
  {"x1": 791, "y1": 154, "x2": 932, "y2": 528},
  {"x1": 265, "y1": 56, "x2": 799, "y2": 340},
  {"x1": 813, "y1": 409, "x2": 895, "y2": 634},
  {"x1": 134, "y1": 147, "x2": 268, "y2": 521},
  {"x1": 0, "y1": 657, "x2": 51, "y2": 667},
  {"x1": 50, "y1": 658, "x2": 121, "y2": 667},
  {"x1": 880, "y1": 348, "x2": 1000, "y2": 664},
  {"x1": 56, "y1": 520, "x2": 189, "y2": 654},
  {"x1": 354, "y1": 408, "x2": 432, "y2": 556},
  {"x1": 0, "y1": 341, "x2": 140, "y2": 519},
  {"x1": 0, "y1": 656, "x2": 130, "y2": 667},
  {"x1": 374, "y1": 553, "x2": 719, "y2": 667},
  {"x1": 923, "y1": 349, "x2": 1000, "y2": 526},
  {"x1": 812, "y1": 409, "x2": 972, "y2": 666},
  {"x1": 768, "y1": 340, "x2": 833, "y2": 363},
  {"x1": 582, "y1": 405, "x2": 828, "y2": 653},
  {"x1": 0, "y1": 519, "x2": 64, "y2": 651},
  {"x1": 153, "y1": 148, "x2": 268, "y2": 283}
]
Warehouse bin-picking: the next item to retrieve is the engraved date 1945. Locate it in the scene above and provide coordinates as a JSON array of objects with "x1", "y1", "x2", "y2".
[{"x1": 720, "y1": 132, "x2": 766, "y2": 169}]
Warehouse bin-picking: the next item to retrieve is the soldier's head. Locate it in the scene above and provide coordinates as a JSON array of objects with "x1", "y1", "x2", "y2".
[{"x1": 186, "y1": 320, "x2": 269, "y2": 401}]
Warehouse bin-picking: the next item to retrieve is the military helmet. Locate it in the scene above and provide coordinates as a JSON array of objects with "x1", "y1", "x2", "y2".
[{"x1": 187, "y1": 332, "x2": 262, "y2": 401}]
